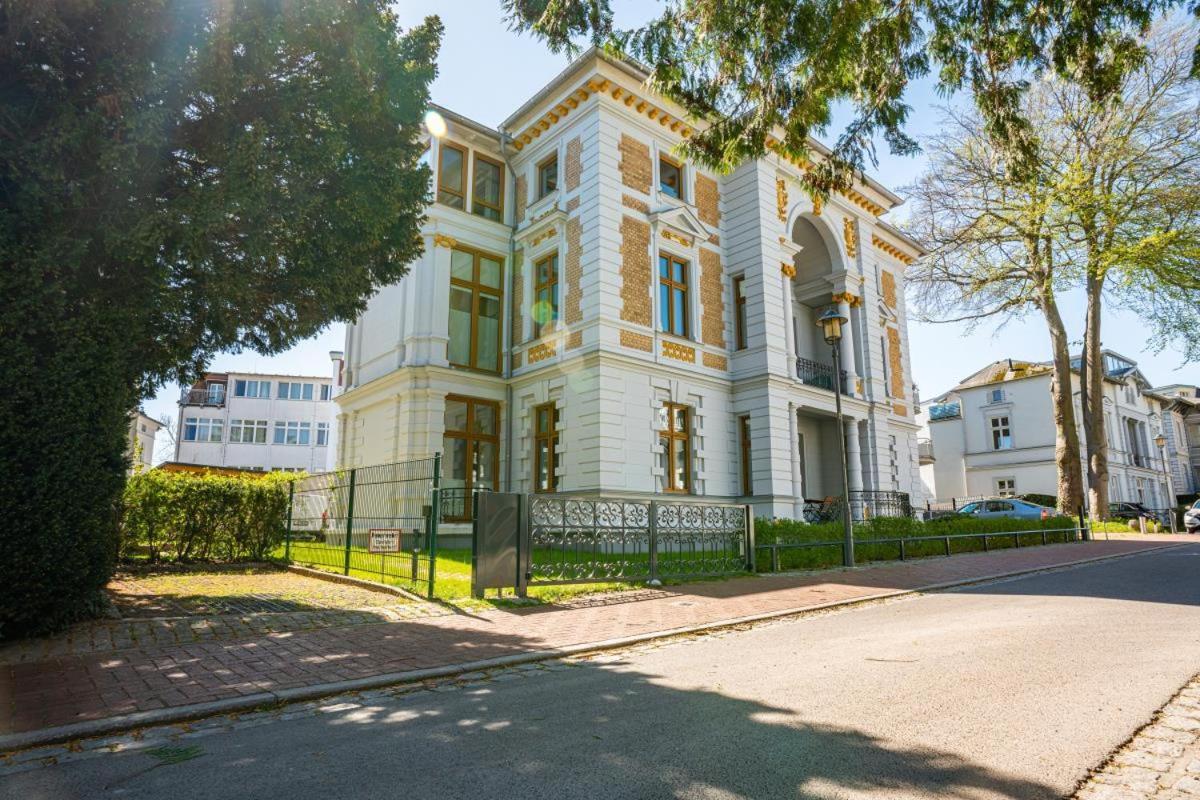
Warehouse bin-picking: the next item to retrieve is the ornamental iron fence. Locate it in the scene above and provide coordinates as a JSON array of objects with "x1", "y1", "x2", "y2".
[
  {"x1": 470, "y1": 494, "x2": 753, "y2": 596},
  {"x1": 795, "y1": 357, "x2": 848, "y2": 394},
  {"x1": 801, "y1": 490, "x2": 913, "y2": 523},
  {"x1": 283, "y1": 456, "x2": 441, "y2": 598}
]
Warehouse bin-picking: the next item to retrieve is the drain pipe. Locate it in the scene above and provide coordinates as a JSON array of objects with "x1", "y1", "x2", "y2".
[{"x1": 500, "y1": 131, "x2": 518, "y2": 492}]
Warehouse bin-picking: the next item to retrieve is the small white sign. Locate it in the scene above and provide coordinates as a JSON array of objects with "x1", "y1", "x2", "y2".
[{"x1": 368, "y1": 528, "x2": 401, "y2": 553}]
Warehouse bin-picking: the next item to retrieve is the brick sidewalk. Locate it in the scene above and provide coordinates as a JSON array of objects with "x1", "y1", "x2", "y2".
[{"x1": 0, "y1": 537, "x2": 1184, "y2": 745}]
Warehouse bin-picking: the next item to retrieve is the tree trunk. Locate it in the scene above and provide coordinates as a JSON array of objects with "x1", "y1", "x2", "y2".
[
  {"x1": 1083, "y1": 272, "x2": 1109, "y2": 519},
  {"x1": 1039, "y1": 290, "x2": 1085, "y2": 513}
]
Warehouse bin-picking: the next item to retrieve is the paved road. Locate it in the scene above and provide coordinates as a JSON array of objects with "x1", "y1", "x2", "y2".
[{"x1": 6, "y1": 545, "x2": 1200, "y2": 799}]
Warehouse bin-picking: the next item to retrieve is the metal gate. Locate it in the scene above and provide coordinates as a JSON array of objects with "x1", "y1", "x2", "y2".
[{"x1": 284, "y1": 456, "x2": 441, "y2": 598}]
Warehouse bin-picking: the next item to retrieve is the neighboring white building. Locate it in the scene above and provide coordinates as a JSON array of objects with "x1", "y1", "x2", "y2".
[
  {"x1": 918, "y1": 352, "x2": 1190, "y2": 509},
  {"x1": 337, "y1": 48, "x2": 926, "y2": 522},
  {"x1": 127, "y1": 410, "x2": 162, "y2": 473},
  {"x1": 174, "y1": 370, "x2": 337, "y2": 473},
  {"x1": 1148, "y1": 384, "x2": 1200, "y2": 498}
]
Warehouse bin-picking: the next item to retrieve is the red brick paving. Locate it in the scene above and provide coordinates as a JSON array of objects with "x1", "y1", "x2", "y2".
[{"x1": 0, "y1": 538, "x2": 1185, "y2": 739}]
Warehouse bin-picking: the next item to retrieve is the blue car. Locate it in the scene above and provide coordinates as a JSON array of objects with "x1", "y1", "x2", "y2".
[{"x1": 957, "y1": 498, "x2": 1057, "y2": 520}]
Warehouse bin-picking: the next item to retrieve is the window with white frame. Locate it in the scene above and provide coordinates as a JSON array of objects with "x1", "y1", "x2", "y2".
[
  {"x1": 988, "y1": 388, "x2": 1005, "y2": 404},
  {"x1": 183, "y1": 417, "x2": 223, "y2": 442},
  {"x1": 229, "y1": 419, "x2": 268, "y2": 444},
  {"x1": 273, "y1": 421, "x2": 312, "y2": 445},
  {"x1": 320, "y1": 384, "x2": 331, "y2": 401},
  {"x1": 995, "y1": 477, "x2": 1016, "y2": 497},
  {"x1": 990, "y1": 416, "x2": 1013, "y2": 450},
  {"x1": 316, "y1": 422, "x2": 329, "y2": 446},
  {"x1": 233, "y1": 379, "x2": 269, "y2": 399},
  {"x1": 277, "y1": 382, "x2": 314, "y2": 401}
]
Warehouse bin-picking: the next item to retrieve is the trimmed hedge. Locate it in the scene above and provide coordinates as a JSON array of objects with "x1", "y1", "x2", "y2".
[
  {"x1": 755, "y1": 514, "x2": 1079, "y2": 572},
  {"x1": 120, "y1": 470, "x2": 295, "y2": 563}
]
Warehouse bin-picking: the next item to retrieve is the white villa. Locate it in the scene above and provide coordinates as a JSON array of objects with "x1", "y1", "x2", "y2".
[
  {"x1": 918, "y1": 352, "x2": 1197, "y2": 509},
  {"x1": 336, "y1": 49, "x2": 926, "y2": 522}
]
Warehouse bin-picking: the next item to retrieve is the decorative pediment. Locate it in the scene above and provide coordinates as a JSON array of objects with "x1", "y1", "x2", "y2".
[
  {"x1": 650, "y1": 204, "x2": 713, "y2": 244},
  {"x1": 515, "y1": 201, "x2": 566, "y2": 249}
]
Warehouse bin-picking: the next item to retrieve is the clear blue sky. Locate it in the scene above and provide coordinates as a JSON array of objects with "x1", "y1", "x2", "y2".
[{"x1": 143, "y1": 0, "x2": 1196, "y2": 458}]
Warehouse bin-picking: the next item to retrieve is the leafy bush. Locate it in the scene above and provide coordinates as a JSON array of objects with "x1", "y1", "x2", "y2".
[
  {"x1": 755, "y1": 514, "x2": 1078, "y2": 572},
  {"x1": 121, "y1": 471, "x2": 295, "y2": 563}
]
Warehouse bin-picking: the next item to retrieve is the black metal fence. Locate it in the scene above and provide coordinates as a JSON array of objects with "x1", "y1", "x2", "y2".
[
  {"x1": 796, "y1": 357, "x2": 848, "y2": 394},
  {"x1": 802, "y1": 490, "x2": 912, "y2": 523},
  {"x1": 758, "y1": 524, "x2": 1088, "y2": 573},
  {"x1": 519, "y1": 495, "x2": 753, "y2": 588},
  {"x1": 284, "y1": 456, "x2": 441, "y2": 598}
]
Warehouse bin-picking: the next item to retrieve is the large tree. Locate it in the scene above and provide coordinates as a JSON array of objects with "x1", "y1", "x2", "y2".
[
  {"x1": 1053, "y1": 27, "x2": 1200, "y2": 515},
  {"x1": 0, "y1": 1, "x2": 440, "y2": 636},
  {"x1": 905, "y1": 99, "x2": 1086, "y2": 513},
  {"x1": 503, "y1": 0, "x2": 1198, "y2": 194}
]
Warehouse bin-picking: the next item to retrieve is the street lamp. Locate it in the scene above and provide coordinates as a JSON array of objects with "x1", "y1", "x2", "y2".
[
  {"x1": 1155, "y1": 432, "x2": 1177, "y2": 531},
  {"x1": 816, "y1": 307, "x2": 855, "y2": 567}
]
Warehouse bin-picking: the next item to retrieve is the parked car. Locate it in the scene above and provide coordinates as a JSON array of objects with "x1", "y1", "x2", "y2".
[
  {"x1": 957, "y1": 498, "x2": 1058, "y2": 520},
  {"x1": 1185, "y1": 499, "x2": 1200, "y2": 534},
  {"x1": 1109, "y1": 502, "x2": 1155, "y2": 521}
]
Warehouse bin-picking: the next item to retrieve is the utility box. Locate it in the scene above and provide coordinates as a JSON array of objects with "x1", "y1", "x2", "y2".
[{"x1": 471, "y1": 492, "x2": 523, "y2": 598}]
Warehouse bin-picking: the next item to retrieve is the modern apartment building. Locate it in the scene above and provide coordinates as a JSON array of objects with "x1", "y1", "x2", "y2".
[
  {"x1": 918, "y1": 352, "x2": 1195, "y2": 508},
  {"x1": 174, "y1": 368, "x2": 338, "y2": 473},
  {"x1": 336, "y1": 48, "x2": 926, "y2": 521}
]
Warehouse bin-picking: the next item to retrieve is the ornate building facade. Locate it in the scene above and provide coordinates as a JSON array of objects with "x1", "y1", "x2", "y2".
[{"x1": 337, "y1": 49, "x2": 925, "y2": 522}]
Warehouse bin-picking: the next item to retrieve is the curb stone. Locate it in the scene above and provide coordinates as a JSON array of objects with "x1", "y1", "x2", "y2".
[{"x1": 1, "y1": 541, "x2": 1184, "y2": 755}]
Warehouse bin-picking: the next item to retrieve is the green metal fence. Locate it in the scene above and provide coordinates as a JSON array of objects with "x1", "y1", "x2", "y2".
[{"x1": 284, "y1": 456, "x2": 441, "y2": 598}]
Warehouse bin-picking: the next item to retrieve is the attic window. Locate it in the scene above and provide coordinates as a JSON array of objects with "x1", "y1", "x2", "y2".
[{"x1": 989, "y1": 388, "x2": 1005, "y2": 404}]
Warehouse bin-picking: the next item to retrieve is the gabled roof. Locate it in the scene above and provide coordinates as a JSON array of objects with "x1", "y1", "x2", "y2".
[{"x1": 952, "y1": 359, "x2": 1053, "y2": 390}]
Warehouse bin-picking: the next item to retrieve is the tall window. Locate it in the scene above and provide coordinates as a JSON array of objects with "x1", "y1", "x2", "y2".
[
  {"x1": 659, "y1": 402, "x2": 691, "y2": 493},
  {"x1": 316, "y1": 422, "x2": 329, "y2": 446},
  {"x1": 739, "y1": 415, "x2": 753, "y2": 496},
  {"x1": 437, "y1": 142, "x2": 467, "y2": 209},
  {"x1": 733, "y1": 275, "x2": 748, "y2": 350},
  {"x1": 229, "y1": 419, "x2": 268, "y2": 444},
  {"x1": 537, "y1": 155, "x2": 558, "y2": 198},
  {"x1": 472, "y1": 154, "x2": 504, "y2": 221},
  {"x1": 183, "y1": 418, "x2": 223, "y2": 442},
  {"x1": 533, "y1": 254, "x2": 559, "y2": 337},
  {"x1": 444, "y1": 396, "x2": 500, "y2": 519},
  {"x1": 659, "y1": 155, "x2": 683, "y2": 199},
  {"x1": 658, "y1": 254, "x2": 689, "y2": 338},
  {"x1": 534, "y1": 403, "x2": 560, "y2": 493},
  {"x1": 448, "y1": 247, "x2": 504, "y2": 373},
  {"x1": 320, "y1": 384, "x2": 331, "y2": 401},
  {"x1": 990, "y1": 416, "x2": 1013, "y2": 450}
]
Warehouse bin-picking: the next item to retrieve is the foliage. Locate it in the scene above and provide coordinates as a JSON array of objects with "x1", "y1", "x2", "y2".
[
  {"x1": 754, "y1": 514, "x2": 1078, "y2": 571},
  {"x1": 0, "y1": 1, "x2": 440, "y2": 636},
  {"x1": 122, "y1": 471, "x2": 296, "y2": 563},
  {"x1": 503, "y1": 0, "x2": 1198, "y2": 193}
]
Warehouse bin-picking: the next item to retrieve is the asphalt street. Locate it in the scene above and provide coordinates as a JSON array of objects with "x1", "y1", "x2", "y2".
[{"x1": 6, "y1": 544, "x2": 1200, "y2": 799}]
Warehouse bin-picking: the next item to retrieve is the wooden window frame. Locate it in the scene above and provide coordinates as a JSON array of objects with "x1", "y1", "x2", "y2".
[
  {"x1": 533, "y1": 253, "x2": 559, "y2": 338},
  {"x1": 658, "y1": 253, "x2": 690, "y2": 338},
  {"x1": 733, "y1": 275, "x2": 747, "y2": 350},
  {"x1": 443, "y1": 395, "x2": 501, "y2": 520},
  {"x1": 437, "y1": 141, "x2": 468, "y2": 209},
  {"x1": 659, "y1": 154, "x2": 685, "y2": 201},
  {"x1": 739, "y1": 415, "x2": 753, "y2": 496},
  {"x1": 536, "y1": 154, "x2": 558, "y2": 199},
  {"x1": 471, "y1": 153, "x2": 505, "y2": 221},
  {"x1": 660, "y1": 402, "x2": 692, "y2": 493},
  {"x1": 448, "y1": 245, "x2": 505, "y2": 374},
  {"x1": 533, "y1": 402, "x2": 560, "y2": 493}
]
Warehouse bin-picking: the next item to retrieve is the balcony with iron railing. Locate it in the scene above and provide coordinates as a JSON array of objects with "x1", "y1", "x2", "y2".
[
  {"x1": 795, "y1": 357, "x2": 848, "y2": 394},
  {"x1": 179, "y1": 386, "x2": 227, "y2": 407}
]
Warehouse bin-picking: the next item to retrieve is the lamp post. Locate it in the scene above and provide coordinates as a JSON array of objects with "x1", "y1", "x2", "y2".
[
  {"x1": 816, "y1": 307, "x2": 855, "y2": 567},
  {"x1": 1155, "y1": 432, "x2": 1177, "y2": 532}
]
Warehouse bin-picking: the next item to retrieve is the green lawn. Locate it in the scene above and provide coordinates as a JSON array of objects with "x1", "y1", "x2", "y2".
[{"x1": 277, "y1": 540, "x2": 643, "y2": 608}]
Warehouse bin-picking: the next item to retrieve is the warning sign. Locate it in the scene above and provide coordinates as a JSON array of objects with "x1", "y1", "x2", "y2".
[{"x1": 367, "y1": 529, "x2": 401, "y2": 553}]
